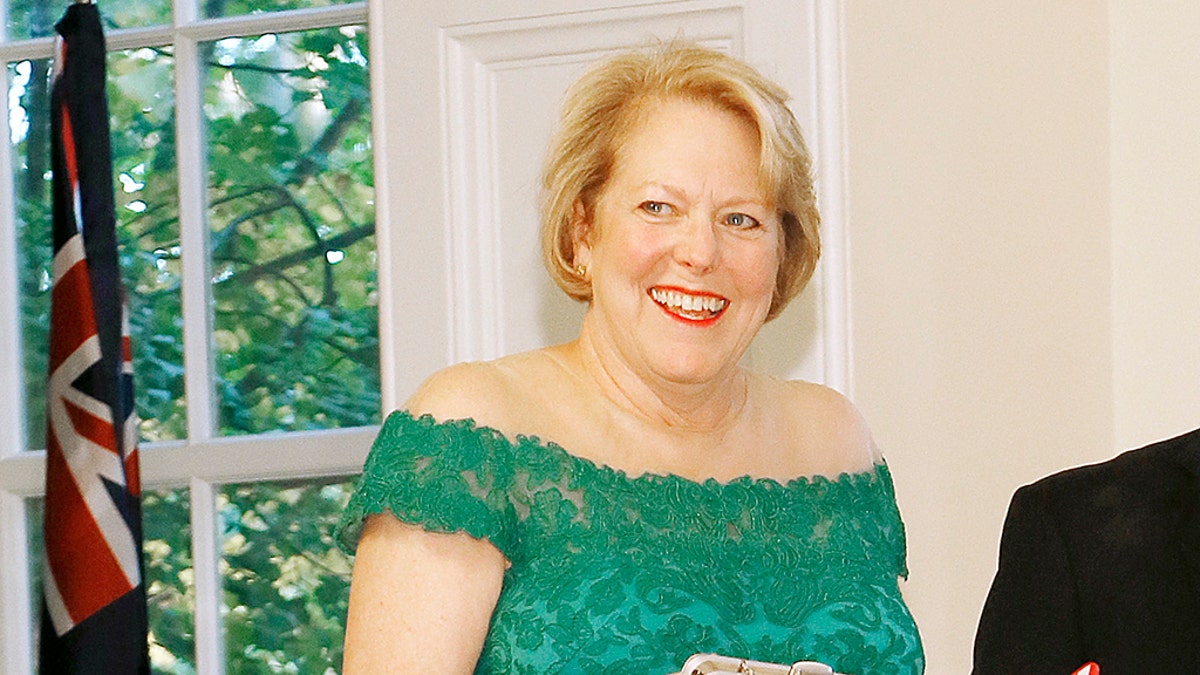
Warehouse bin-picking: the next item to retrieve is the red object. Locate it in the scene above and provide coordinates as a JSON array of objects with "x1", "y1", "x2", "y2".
[{"x1": 1071, "y1": 664, "x2": 1100, "y2": 675}]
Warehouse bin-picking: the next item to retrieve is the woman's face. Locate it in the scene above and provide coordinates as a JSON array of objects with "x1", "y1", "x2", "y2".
[{"x1": 575, "y1": 97, "x2": 782, "y2": 386}]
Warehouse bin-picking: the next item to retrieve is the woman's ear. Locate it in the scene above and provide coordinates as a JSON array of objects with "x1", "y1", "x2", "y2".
[{"x1": 570, "y1": 199, "x2": 593, "y2": 268}]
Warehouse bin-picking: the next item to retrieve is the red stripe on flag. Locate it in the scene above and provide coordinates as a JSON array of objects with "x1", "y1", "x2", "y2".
[
  {"x1": 124, "y1": 448, "x2": 141, "y2": 497},
  {"x1": 60, "y1": 100, "x2": 80, "y2": 193},
  {"x1": 63, "y1": 397, "x2": 119, "y2": 455},
  {"x1": 43, "y1": 434, "x2": 135, "y2": 625},
  {"x1": 48, "y1": 259, "x2": 98, "y2": 373}
]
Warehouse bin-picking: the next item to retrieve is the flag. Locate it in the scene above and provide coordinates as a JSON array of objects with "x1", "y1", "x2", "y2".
[{"x1": 39, "y1": 4, "x2": 149, "y2": 673}]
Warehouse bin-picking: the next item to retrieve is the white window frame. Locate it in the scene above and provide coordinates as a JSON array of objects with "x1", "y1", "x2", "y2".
[{"x1": 0, "y1": 1, "x2": 384, "y2": 673}]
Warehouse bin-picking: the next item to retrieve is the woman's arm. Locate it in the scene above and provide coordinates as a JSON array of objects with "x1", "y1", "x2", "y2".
[{"x1": 342, "y1": 512, "x2": 507, "y2": 674}]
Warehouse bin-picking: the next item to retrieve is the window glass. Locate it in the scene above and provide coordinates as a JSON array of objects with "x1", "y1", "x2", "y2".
[
  {"x1": 218, "y1": 479, "x2": 353, "y2": 672},
  {"x1": 5, "y1": 0, "x2": 172, "y2": 42},
  {"x1": 25, "y1": 499, "x2": 41, "y2": 658},
  {"x1": 143, "y1": 488, "x2": 197, "y2": 673},
  {"x1": 110, "y1": 46, "x2": 187, "y2": 443},
  {"x1": 27, "y1": 488, "x2": 196, "y2": 674},
  {"x1": 9, "y1": 56, "x2": 53, "y2": 451},
  {"x1": 202, "y1": 0, "x2": 359, "y2": 20},
  {"x1": 203, "y1": 26, "x2": 378, "y2": 436},
  {"x1": 10, "y1": 47, "x2": 183, "y2": 451}
]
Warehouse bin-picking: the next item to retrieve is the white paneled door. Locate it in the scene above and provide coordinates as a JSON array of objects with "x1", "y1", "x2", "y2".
[{"x1": 369, "y1": 0, "x2": 848, "y2": 407}]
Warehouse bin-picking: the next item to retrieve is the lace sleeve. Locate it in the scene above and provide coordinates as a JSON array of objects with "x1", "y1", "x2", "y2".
[
  {"x1": 336, "y1": 411, "x2": 519, "y2": 560},
  {"x1": 873, "y1": 462, "x2": 910, "y2": 580}
]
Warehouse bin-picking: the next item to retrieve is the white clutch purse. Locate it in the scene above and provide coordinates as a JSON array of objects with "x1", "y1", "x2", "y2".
[{"x1": 672, "y1": 653, "x2": 843, "y2": 675}]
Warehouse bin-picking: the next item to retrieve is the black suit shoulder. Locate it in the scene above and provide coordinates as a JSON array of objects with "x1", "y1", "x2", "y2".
[
  {"x1": 1023, "y1": 427, "x2": 1200, "y2": 512},
  {"x1": 973, "y1": 427, "x2": 1200, "y2": 675}
]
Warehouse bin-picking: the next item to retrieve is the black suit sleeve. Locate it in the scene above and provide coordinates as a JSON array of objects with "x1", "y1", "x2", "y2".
[{"x1": 972, "y1": 484, "x2": 1084, "y2": 675}]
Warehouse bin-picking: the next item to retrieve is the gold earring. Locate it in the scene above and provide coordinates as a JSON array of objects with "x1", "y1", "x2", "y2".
[{"x1": 575, "y1": 262, "x2": 589, "y2": 279}]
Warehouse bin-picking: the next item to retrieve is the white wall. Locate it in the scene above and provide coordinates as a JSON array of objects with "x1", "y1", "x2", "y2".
[
  {"x1": 1109, "y1": 1, "x2": 1200, "y2": 450},
  {"x1": 843, "y1": 3, "x2": 1114, "y2": 672},
  {"x1": 845, "y1": 2, "x2": 1200, "y2": 672}
]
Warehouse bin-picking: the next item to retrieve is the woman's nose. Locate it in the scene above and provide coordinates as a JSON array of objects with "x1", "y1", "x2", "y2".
[{"x1": 672, "y1": 214, "x2": 719, "y2": 272}]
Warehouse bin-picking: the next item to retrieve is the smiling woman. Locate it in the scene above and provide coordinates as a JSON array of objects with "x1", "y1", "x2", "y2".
[
  {"x1": 338, "y1": 42, "x2": 924, "y2": 675},
  {"x1": 540, "y1": 45, "x2": 820, "y2": 322}
]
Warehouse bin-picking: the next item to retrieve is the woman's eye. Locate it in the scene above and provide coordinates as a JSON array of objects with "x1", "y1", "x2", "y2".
[
  {"x1": 640, "y1": 201, "x2": 670, "y2": 215},
  {"x1": 724, "y1": 213, "x2": 760, "y2": 228}
]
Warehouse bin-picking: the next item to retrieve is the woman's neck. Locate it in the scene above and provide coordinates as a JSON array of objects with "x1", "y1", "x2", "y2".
[{"x1": 562, "y1": 317, "x2": 751, "y2": 438}]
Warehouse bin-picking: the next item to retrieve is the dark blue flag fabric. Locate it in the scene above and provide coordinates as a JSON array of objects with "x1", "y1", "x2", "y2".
[{"x1": 39, "y1": 4, "x2": 149, "y2": 673}]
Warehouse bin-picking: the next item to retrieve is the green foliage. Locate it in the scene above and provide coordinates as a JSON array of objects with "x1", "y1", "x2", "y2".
[
  {"x1": 12, "y1": 55, "x2": 52, "y2": 450},
  {"x1": 142, "y1": 489, "x2": 197, "y2": 672},
  {"x1": 204, "y1": 26, "x2": 378, "y2": 435},
  {"x1": 109, "y1": 45, "x2": 188, "y2": 442},
  {"x1": 218, "y1": 481, "x2": 353, "y2": 675}
]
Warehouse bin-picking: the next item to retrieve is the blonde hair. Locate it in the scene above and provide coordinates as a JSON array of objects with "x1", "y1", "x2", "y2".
[{"x1": 540, "y1": 41, "x2": 820, "y2": 321}]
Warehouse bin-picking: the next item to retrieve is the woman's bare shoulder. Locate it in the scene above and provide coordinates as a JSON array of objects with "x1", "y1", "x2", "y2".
[
  {"x1": 403, "y1": 361, "x2": 508, "y2": 422},
  {"x1": 764, "y1": 377, "x2": 882, "y2": 475},
  {"x1": 403, "y1": 349, "x2": 568, "y2": 431}
]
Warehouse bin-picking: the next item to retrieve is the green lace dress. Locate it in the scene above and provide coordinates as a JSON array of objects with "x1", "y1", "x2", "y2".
[{"x1": 338, "y1": 411, "x2": 924, "y2": 675}]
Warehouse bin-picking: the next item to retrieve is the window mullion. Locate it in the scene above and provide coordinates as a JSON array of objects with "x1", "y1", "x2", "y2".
[
  {"x1": 173, "y1": 5, "x2": 224, "y2": 670},
  {"x1": 189, "y1": 477, "x2": 226, "y2": 675},
  {"x1": 175, "y1": 37, "x2": 214, "y2": 444},
  {"x1": 0, "y1": 491, "x2": 33, "y2": 675}
]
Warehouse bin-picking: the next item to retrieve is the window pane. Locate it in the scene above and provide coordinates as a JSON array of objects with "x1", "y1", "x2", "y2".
[
  {"x1": 109, "y1": 47, "x2": 187, "y2": 443},
  {"x1": 5, "y1": 0, "x2": 171, "y2": 42},
  {"x1": 9, "y1": 56, "x2": 53, "y2": 451},
  {"x1": 27, "y1": 488, "x2": 195, "y2": 674},
  {"x1": 10, "y1": 47, "x2": 184, "y2": 451},
  {"x1": 202, "y1": 0, "x2": 360, "y2": 20},
  {"x1": 144, "y1": 488, "x2": 197, "y2": 674},
  {"x1": 26, "y1": 498, "x2": 42, "y2": 659},
  {"x1": 218, "y1": 479, "x2": 353, "y2": 673},
  {"x1": 204, "y1": 26, "x2": 379, "y2": 437}
]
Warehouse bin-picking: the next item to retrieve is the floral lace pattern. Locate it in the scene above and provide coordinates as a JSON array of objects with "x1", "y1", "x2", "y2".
[{"x1": 339, "y1": 411, "x2": 924, "y2": 675}]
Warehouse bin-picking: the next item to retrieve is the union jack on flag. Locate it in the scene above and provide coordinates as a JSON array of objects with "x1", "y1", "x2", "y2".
[{"x1": 39, "y1": 4, "x2": 149, "y2": 673}]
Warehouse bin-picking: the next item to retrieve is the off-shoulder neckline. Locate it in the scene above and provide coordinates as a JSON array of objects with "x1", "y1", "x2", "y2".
[{"x1": 393, "y1": 410, "x2": 889, "y2": 492}]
